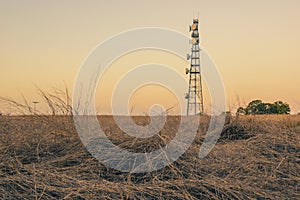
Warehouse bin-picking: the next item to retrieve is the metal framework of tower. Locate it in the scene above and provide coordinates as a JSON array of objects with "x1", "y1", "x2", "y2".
[{"x1": 185, "y1": 19, "x2": 204, "y2": 116}]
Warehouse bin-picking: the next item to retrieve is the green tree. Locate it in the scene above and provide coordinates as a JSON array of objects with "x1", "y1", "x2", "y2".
[
  {"x1": 237, "y1": 107, "x2": 246, "y2": 115},
  {"x1": 273, "y1": 101, "x2": 290, "y2": 114},
  {"x1": 265, "y1": 103, "x2": 276, "y2": 114},
  {"x1": 245, "y1": 100, "x2": 263, "y2": 115},
  {"x1": 237, "y1": 100, "x2": 290, "y2": 115}
]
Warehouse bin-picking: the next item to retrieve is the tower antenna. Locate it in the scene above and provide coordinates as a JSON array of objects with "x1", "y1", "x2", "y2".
[{"x1": 185, "y1": 17, "x2": 204, "y2": 116}]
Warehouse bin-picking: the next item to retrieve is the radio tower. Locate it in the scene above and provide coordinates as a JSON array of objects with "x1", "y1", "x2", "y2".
[{"x1": 185, "y1": 18, "x2": 204, "y2": 116}]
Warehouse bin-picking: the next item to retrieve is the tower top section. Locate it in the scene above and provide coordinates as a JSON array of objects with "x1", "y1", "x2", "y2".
[
  {"x1": 189, "y1": 19, "x2": 200, "y2": 45},
  {"x1": 189, "y1": 19, "x2": 199, "y2": 32}
]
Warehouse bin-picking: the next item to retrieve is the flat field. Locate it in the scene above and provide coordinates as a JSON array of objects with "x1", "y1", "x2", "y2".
[{"x1": 0, "y1": 115, "x2": 299, "y2": 199}]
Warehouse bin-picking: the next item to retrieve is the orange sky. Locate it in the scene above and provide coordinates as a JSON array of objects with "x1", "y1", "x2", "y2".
[{"x1": 0, "y1": 1, "x2": 300, "y2": 114}]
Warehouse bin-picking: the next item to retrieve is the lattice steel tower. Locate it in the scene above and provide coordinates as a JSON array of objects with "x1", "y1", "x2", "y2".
[{"x1": 185, "y1": 18, "x2": 204, "y2": 116}]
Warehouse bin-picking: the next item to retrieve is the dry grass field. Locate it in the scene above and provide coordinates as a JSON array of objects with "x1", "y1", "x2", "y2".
[{"x1": 0, "y1": 114, "x2": 299, "y2": 199}]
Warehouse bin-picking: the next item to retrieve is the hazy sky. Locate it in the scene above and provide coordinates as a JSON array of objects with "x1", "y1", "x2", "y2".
[{"x1": 1, "y1": 0, "x2": 300, "y2": 114}]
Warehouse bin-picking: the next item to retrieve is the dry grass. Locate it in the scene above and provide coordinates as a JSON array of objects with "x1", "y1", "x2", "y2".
[{"x1": 0, "y1": 114, "x2": 299, "y2": 199}]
